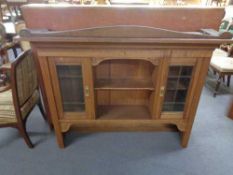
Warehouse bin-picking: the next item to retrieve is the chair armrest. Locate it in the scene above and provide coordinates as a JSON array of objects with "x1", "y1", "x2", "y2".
[{"x1": 0, "y1": 84, "x2": 11, "y2": 93}]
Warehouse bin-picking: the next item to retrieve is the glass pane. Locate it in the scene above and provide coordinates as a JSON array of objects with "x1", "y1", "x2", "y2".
[
  {"x1": 163, "y1": 66, "x2": 193, "y2": 112},
  {"x1": 57, "y1": 65, "x2": 85, "y2": 112}
]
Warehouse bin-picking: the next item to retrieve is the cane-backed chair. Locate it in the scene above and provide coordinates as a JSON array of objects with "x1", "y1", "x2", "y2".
[{"x1": 0, "y1": 50, "x2": 46, "y2": 148}]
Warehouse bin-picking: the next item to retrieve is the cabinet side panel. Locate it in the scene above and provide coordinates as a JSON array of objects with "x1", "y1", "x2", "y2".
[{"x1": 37, "y1": 56, "x2": 64, "y2": 148}]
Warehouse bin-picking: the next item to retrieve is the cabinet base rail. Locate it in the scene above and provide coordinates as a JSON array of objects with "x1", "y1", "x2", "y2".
[
  {"x1": 59, "y1": 119, "x2": 187, "y2": 132},
  {"x1": 55, "y1": 120, "x2": 189, "y2": 148}
]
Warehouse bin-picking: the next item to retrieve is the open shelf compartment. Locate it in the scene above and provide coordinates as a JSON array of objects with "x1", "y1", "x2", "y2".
[
  {"x1": 93, "y1": 59, "x2": 157, "y2": 120},
  {"x1": 94, "y1": 59, "x2": 156, "y2": 91}
]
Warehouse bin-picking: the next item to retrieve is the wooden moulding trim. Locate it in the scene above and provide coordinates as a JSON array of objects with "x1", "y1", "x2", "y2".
[
  {"x1": 59, "y1": 119, "x2": 187, "y2": 133},
  {"x1": 28, "y1": 42, "x2": 224, "y2": 50},
  {"x1": 19, "y1": 25, "x2": 232, "y2": 39},
  {"x1": 161, "y1": 112, "x2": 183, "y2": 119},
  {"x1": 19, "y1": 25, "x2": 233, "y2": 44},
  {"x1": 91, "y1": 57, "x2": 159, "y2": 66},
  {"x1": 20, "y1": 36, "x2": 233, "y2": 45},
  {"x1": 36, "y1": 49, "x2": 213, "y2": 59}
]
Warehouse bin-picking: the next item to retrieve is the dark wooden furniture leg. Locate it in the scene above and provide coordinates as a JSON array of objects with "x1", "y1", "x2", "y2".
[
  {"x1": 214, "y1": 74, "x2": 222, "y2": 97},
  {"x1": 12, "y1": 47, "x2": 18, "y2": 58},
  {"x1": 227, "y1": 75, "x2": 231, "y2": 87},
  {"x1": 18, "y1": 124, "x2": 34, "y2": 148}
]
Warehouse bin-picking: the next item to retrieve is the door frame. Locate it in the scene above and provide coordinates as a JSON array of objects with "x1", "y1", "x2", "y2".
[
  {"x1": 48, "y1": 57, "x2": 95, "y2": 120},
  {"x1": 157, "y1": 57, "x2": 198, "y2": 119}
]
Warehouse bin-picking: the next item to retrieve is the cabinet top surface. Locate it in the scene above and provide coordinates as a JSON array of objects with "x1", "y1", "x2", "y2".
[{"x1": 19, "y1": 25, "x2": 233, "y2": 45}]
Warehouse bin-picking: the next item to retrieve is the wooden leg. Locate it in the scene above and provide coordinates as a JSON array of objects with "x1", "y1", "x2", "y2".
[
  {"x1": 227, "y1": 75, "x2": 231, "y2": 87},
  {"x1": 18, "y1": 125, "x2": 34, "y2": 148},
  {"x1": 56, "y1": 131, "x2": 65, "y2": 149},
  {"x1": 214, "y1": 75, "x2": 222, "y2": 97},
  {"x1": 222, "y1": 76, "x2": 225, "y2": 83},
  {"x1": 180, "y1": 59, "x2": 210, "y2": 148},
  {"x1": 181, "y1": 130, "x2": 191, "y2": 148}
]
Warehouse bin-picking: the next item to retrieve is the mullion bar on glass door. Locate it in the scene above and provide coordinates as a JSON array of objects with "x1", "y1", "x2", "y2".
[{"x1": 163, "y1": 66, "x2": 193, "y2": 112}]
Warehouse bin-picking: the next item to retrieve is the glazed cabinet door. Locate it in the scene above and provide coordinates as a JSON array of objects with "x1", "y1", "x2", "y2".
[
  {"x1": 160, "y1": 58, "x2": 198, "y2": 119},
  {"x1": 49, "y1": 57, "x2": 95, "y2": 120}
]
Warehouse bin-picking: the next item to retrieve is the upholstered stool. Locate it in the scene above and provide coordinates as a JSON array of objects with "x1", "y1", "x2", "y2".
[{"x1": 210, "y1": 48, "x2": 233, "y2": 96}]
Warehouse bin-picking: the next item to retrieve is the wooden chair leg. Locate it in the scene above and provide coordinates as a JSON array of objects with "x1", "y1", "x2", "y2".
[
  {"x1": 214, "y1": 75, "x2": 222, "y2": 97},
  {"x1": 213, "y1": 70, "x2": 216, "y2": 75},
  {"x1": 18, "y1": 125, "x2": 34, "y2": 148},
  {"x1": 227, "y1": 75, "x2": 231, "y2": 87}
]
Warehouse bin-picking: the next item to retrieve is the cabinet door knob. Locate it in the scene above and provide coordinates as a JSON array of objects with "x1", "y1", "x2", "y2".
[
  {"x1": 85, "y1": 86, "x2": 90, "y2": 97},
  {"x1": 160, "y1": 86, "x2": 165, "y2": 97}
]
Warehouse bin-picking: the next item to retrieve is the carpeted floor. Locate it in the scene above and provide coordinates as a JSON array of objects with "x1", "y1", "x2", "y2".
[{"x1": 0, "y1": 52, "x2": 233, "y2": 174}]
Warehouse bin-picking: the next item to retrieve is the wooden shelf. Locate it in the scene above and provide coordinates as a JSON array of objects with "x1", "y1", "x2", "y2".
[
  {"x1": 164, "y1": 102, "x2": 185, "y2": 105},
  {"x1": 59, "y1": 75, "x2": 83, "y2": 79},
  {"x1": 97, "y1": 105, "x2": 151, "y2": 120},
  {"x1": 168, "y1": 75, "x2": 191, "y2": 78},
  {"x1": 63, "y1": 102, "x2": 85, "y2": 105},
  {"x1": 95, "y1": 79, "x2": 154, "y2": 90}
]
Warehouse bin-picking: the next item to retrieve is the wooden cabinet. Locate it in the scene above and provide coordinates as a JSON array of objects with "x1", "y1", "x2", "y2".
[{"x1": 21, "y1": 26, "x2": 233, "y2": 148}]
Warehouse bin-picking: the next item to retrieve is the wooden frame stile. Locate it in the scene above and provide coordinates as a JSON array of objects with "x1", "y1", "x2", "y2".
[
  {"x1": 181, "y1": 57, "x2": 210, "y2": 147},
  {"x1": 32, "y1": 47, "x2": 53, "y2": 129},
  {"x1": 37, "y1": 54, "x2": 65, "y2": 148},
  {"x1": 152, "y1": 53, "x2": 171, "y2": 119}
]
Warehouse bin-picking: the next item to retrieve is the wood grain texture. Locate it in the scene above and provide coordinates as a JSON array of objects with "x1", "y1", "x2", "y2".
[
  {"x1": 21, "y1": 5, "x2": 224, "y2": 31},
  {"x1": 21, "y1": 19, "x2": 233, "y2": 148}
]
